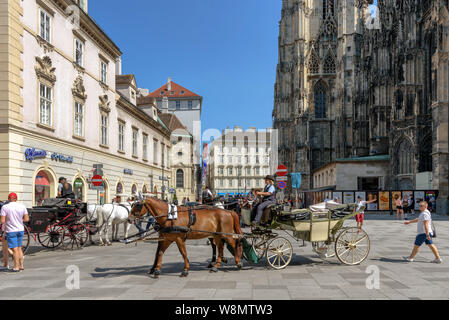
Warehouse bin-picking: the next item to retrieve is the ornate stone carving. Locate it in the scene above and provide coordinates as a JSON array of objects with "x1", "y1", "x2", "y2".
[
  {"x1": 35, "y1": 36, "x2": 54, "y2": 54},
  {"x1": 72, "y1": 76, "x2": 87, "y2": 101},
  {"x1": 35, "y1": 56, "x2": 56, "y2": 85},
  {"x1": 99, "y1": 94, "x2": 111, "y2": 113}
]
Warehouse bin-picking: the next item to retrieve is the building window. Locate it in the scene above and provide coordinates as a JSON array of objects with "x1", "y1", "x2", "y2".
[
  {"x1": 323, "y1": 54, "x2": 336, "y2": 74},
  {"x1": 176, "y1": 101, "x2": 181, "y2": 110},
  {"x1": 229, "y1": 179, "x2": 233, "y2": 187},
  {"x1": 39, "y1": 9, "x2": 51, "y2": 42},
  {"x1": 176, "y1": 169, "x2": 184, "y2": 188},
  {"x1": 101, "y1": 114, "x2": 108, "y2": 146},
  {"x1": 219, "y1": 168, "x2": 224, "y2": 175},
  {"x1": 74, "y1": 102, "x2": 84, "y2": 137},
  {"x1": 143, "y1": 134, "x2": 148, "y2": 160},
  {"x1": 255, "y1": 167, "x2": 260, "y2": 175},
  {"x1": 100, "y1": 61, "x2": 107, "y2": 84},
  {"x1": 153, "y1": 140, "x2": 158, "y2": 164},
  {"x1": 75, "y1": 39, "x2": 84, "y2": 66},
  {"x1": 118, "y1": 122, "x2": 125, "y2": 152},
  {"x1": 188, "y1": 101, "x2": 193, "y2": 109},
  {"x1": 161, "y1": 144, "x2": 165, "y2": 167},
  {"x1": 314, "y1": 81, "x2": 327, "y2": 119},
  {"x1": 39, "y1": 83, "x2": 52, "y2": 126},
  {"x1": 132, "y1": 129, "x2": 138, "y2": 157},
  {"x1": 397, "y1": 139, "x2": 414, "y2": 175}
]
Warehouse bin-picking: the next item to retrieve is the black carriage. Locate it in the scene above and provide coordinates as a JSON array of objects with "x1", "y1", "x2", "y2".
[{"x1": 27, "y1": 198, "x2": 89, "y2": 250}]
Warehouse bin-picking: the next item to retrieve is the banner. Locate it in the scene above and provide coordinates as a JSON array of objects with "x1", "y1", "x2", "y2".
[
  {"x1": 332, "y1": 192, "x2": 342, "y2": 204},
  {"x1": 355, "y1": 191, "x2": 366, "y2": 201},
  {"x1": 343, "y1": 192, "x2": 354, "y2": 204},
  {"x1": 392, "y1": 191, "x2": 402, "y2": 210},
  {"x1": 291, "y1": 173, "x2": 302, "y2": 189},
  {"x1": 366, "y1": 191, "x2": 378, "y2": 210},
  {"x1": 379, "y1": 191, "x2": 390, "y2": 210},
  {"x1": 414, "y1": 191, "x2": 425, "y2": 211}
]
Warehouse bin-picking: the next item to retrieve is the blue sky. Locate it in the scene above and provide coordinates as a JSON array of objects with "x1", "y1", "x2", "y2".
[{"x1": 89, "y1": 0, "x2": 282, "y2": 134}]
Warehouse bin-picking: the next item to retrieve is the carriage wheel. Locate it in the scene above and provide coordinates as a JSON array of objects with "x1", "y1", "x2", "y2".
[
  {"x1": 251, "y1": 236, "x2": 268, "y2": 260},
  {"x1": 38, "y1": 225, "x2": 64, "y2": 249},
  {"x1": 266, "y1": 237, "x2": 293, "y2": 270},
  {"x1": 312, "y1": 241, "x2": 335, "y2": 259},
  {"x1": 335, "y1": 227, "x2": 370, "y2": 265},
  {"x1": 62, "y1": 223, "x2": 88, "y2": 250},
  {"x1": 22, "y1": 227, "x2": 31, "y2": 255}
]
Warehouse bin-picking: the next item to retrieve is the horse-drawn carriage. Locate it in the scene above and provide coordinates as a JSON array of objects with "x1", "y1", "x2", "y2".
[
  {"x1": 27, "y1": 198, "x2": 89, "y2": 250},
  {"x1": 240, "y1": 201, "x2": 370, "y2": 268}
]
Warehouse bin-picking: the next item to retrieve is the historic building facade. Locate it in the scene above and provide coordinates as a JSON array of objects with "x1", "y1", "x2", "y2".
[
  {"x1": 273, "y1": 0, "x2": 449, "y2": 212},
  {"x1": 207, "y1": 127, "x2": 273, "y2": 195},
  {"x1": 0, "y1": 0, "x2": 172, "y2": 207}
]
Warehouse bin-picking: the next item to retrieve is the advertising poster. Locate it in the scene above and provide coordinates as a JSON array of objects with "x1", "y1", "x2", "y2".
[
  {"x1": 366, "y1": 191, "x2": 378, "y2": 210},
  {"x1": 355, "y1": 191, "x2": 366, "y2": 201},
  {"x1": 343, "y1": 192, "x2": 354, "y2": 204},
  {"x1": 402, "y1": 191, "x2": 414, "y2": 211},
  {"x1": 414, "y1": 191, "x2": 425, "y2": 211},
  {"x1": 378, "y1": 191, "x2": 390, "y2": 211},
  {"x1": 392, "y1": 191, "x2": 402, "y2": 210},
  {"x1": 332, "y1": 192, "x2": 342, "y2": 204},
  {"x1": 425, "y1": 191, "x2": 437, "y2": 211}
]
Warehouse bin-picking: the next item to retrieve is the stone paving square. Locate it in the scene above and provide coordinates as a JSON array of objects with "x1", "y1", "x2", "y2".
[{"x1": 1, "y1": 216, "x2": 448, "y2": 300}]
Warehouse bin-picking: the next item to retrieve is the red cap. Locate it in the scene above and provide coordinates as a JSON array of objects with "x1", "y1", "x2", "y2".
[{"x1": 8, "y1": 193, "x2": 17, "y2": 200}]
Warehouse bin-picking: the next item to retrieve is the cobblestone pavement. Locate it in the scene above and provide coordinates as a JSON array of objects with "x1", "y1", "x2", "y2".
[{"x1": 1, "y1": 214, "x2": 448, "y2": 300}]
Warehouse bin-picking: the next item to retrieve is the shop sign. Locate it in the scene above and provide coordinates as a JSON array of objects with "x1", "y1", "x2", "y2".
[
  {"x1": 25, "y1": 148, "x2": 47, "y2": 161},
  {"x1": 124, "y1": 169, "x2": 133, "y2": 175},
  {"x1": 51, "y1": 153, "x2": 73, "y2": 163}
]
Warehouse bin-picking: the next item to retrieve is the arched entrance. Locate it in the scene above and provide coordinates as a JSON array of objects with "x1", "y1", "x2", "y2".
[
  {"x1": 153, "y1": 186, "x2": 158, "y2": 198},
  {"x1": 142, "y1": 185, "x2": 148, "y2": 195},
  {"x1": 131, "y1": 184, "x2": 138, "y2": 196},
  {"x1": 116, "y1": 182, "x2": 124, "y2": 202},
  {"x1": 73, "y1": 177, "x2": 86, "y2": 201},
  {"x1": 33, "y1": 169, "x2": 56, "y2": 206},
  {"x1": 99, "y1": 178, "x2": 109, "y2": 205}
]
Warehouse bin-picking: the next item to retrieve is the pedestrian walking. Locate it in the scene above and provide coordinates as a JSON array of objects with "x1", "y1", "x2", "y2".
[
  {"x1": 0, "y1": 193, "x2": 30, "y2": 272},
  {"x1": 403, "y1": 201, "x2": 442, "y2": 264},
  {"x1": 354, "y1": 196, "x2": 377, "y2": 231},
  {"x1": 394, "y1": 194, "x2": 404, "y2": 220}
]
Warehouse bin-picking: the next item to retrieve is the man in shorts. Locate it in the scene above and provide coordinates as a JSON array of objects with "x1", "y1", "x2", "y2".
[
  {"x1": 0, "y1": 193, "x2": 29, "y2": 272},
  {"x1": 354, "y1": 196, "x2": 377, "y2": 230},
  {"x1": 403, "y1": 201, "x2": 442, "y2": 263}
]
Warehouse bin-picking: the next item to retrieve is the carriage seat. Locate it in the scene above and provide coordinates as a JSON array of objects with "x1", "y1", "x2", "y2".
[{"x1": 261, "y1": 204, "x2": 278, "y2": 225}]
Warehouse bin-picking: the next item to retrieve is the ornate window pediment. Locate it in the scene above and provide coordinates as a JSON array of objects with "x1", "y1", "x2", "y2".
[
  {"x1": 72, "y1": 76, "x2": 87, "y2": 101},
  {"x1": 308, "y1": 47, "x2": 320, "y2": 74},
  {"x1": 35, "y1": 56, "x2": 56, "y2": 85},
  {"x1": 99, "y1": 94, "x2": 111, "y2": 113},
  {"x1": 323, "y1": 52, "x2": 336, "y2": 74}
]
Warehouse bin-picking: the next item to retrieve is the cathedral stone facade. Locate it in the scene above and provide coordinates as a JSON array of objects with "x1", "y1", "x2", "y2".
[{"x1": 273, "y1": 0, "x2": 449, "y2": 212}]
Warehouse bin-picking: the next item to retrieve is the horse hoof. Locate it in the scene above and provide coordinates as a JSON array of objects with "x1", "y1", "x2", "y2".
[
  {"x1": 107, "y1": 243, "x2": 112, "y2": 246},
  {"x1": 209, "y1": 267, "x2": 218, "y2": 273},
  {"x1": 99, "y1": 243, "x2": 105, "y2": 247},
  {"x1": 152, "y1": 270, "x2": 160, "y2": 279},
  {"x1": 237, "y1": 263, "x2": 243, "y2": 269},
  {"x1": 180, "y1": 271, "x2": 189, "y2": 277},
  {"x1": 207, "y1": 262, "x2": 213, "y2": 268},
  {"x1": 147, "y1": 269, "x2": 155, "y2": 275},
  {"x1": 222, "y1": 257, "x2": 228, "y2": 264}
]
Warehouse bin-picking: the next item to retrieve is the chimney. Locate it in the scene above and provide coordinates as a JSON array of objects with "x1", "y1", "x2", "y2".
[
  {"x1": 167, "y1": 77, "x2": 172, "y2": 91},
  {"x1": 162, "y1": 96, "x2": 169, "y2": 113},
  {"x1": 115, "y1": 57, "x2": 122, "y2": 75}
]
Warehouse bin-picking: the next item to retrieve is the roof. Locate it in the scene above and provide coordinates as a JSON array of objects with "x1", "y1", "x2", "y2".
[
  {"x1": 148, "y1": 81, "x2": 201, "y2": 99},
  {"x1": 159, "y1": 113, "x2": 190, "y2": 133},
  {"x1": 335, "y1": 155, "x2": 390, "y2": 162},
  {"x1": 137, "y1": 95, "x2": 156, "y2": 106},
  {"x1": 116, "y1": 75, "x2": 137, "y2": 89}
]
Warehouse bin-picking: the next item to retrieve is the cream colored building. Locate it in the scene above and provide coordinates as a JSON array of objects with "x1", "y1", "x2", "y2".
[
  {"x1": 207, "y1": 127, "x2": 273, "y2": 195},
  {"x1": 0, "y1": 0, "x2": 171, "y2": 207}
]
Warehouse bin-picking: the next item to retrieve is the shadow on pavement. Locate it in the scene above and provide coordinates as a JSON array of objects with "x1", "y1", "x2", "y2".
[{"x1": 371, "y1": 257, "x2": 429, "y2": 264}]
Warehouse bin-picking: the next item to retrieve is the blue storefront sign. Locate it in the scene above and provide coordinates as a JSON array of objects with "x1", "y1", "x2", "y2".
[
  {"x1": 124, "y1": 169, "x2": 133, "y2": 175},
  {"x1": 51, "y1": 153, "x2": 73, "y2": 163},
  {"x1": 25, "y1": 148, "x2": 47, "y2": 161}
]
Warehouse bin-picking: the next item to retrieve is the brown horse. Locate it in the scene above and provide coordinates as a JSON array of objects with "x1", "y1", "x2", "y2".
[{"x1": 130, "y1": 197, "x2": 243, "y2": 278}]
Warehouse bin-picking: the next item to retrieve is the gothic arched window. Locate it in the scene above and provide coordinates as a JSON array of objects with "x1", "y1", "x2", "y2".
[
  {"x1": 176, "y1": 169, "x2": 184, "y2": 188},
  {"x1": 323, "y1": 54, "x2": 336, "y2": 74},
  {"x1": 314, "y1": 81, "x2": 327, "y2": 119},
  {"x1": 396, "y1": 139, "x2": 414, "y2": 175}
]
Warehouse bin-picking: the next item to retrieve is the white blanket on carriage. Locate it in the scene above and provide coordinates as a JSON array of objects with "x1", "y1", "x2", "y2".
[
  {"x1": 168, "y1": 204, "x2": 178, "y2": 220},
  {"x1": 309, "y1": 201, "x2": 342, "y2": 212}
]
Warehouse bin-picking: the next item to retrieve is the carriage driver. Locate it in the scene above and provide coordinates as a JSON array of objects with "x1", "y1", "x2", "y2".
[{"x1": 251, "y1": 175, "x2": 276, "y2": 226}]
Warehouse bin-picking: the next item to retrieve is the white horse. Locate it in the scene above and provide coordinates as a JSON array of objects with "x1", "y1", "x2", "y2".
[
  {"x1": 83, "y1": 204, "x2": 102, "y2": 244},
  {"x1": 96, "y1": 203, "x2": 132, "y2": 246}
]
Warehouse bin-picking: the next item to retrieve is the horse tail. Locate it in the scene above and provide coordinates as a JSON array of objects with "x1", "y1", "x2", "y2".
[
  {"x1": 230, "y1": 211, "x2": 242, "y2": 235},
  {"x1": 96, "y1": 206, "x2": 104, "y2": 228}
]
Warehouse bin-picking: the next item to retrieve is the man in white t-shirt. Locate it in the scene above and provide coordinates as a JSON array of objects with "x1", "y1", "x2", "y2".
[
  {"x1": 403, "y1": 201, "x2": 442, "y2": 263},
  {"x1": 0, "y1": 193, "x2": 29, "y2": 272}
]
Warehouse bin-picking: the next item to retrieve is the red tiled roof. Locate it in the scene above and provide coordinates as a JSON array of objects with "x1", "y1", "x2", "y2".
[
  {"x1": 159, "y1": 113, "x2": 190, "y2": 133},
  {"x1": 148, "y1": 81, "x2": 201, "y2": 98}
]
